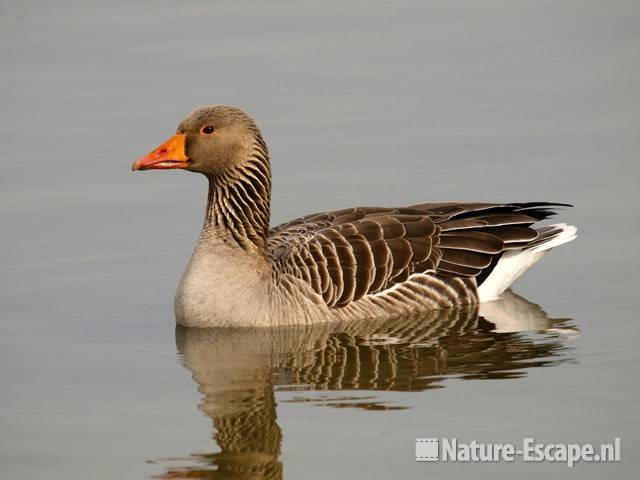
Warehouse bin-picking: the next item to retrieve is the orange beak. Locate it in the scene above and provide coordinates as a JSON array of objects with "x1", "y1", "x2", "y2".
[{"x1": 132, "y1": 133, "x2": 189, "y2": 171}]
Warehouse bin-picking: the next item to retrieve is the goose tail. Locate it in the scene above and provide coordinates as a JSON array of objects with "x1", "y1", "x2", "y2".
[{"x1": 478, "y1": 223, "x2": 577, "y2": 302}]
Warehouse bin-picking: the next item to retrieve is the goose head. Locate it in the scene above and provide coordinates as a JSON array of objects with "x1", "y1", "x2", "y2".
[{"x1": 132, "y1": 106, "x2": 266, "y2": 176}]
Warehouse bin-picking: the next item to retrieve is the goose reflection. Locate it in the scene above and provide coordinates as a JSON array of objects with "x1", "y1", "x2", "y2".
[{"x1": 155, "y1": 291, "x2": 575, "y2": 479}]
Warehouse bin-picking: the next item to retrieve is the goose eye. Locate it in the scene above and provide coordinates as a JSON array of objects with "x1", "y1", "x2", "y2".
[{"x1": 200, "y1": 125, "x2": 215, "y2": 134}]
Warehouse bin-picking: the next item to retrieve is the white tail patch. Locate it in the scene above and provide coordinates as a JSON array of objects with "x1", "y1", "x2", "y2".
[{"x1": 477, "y1": 224, "x2": 577, "y2": 302}]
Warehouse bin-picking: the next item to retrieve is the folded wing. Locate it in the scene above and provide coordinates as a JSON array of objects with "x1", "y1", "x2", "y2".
[{"x1": 268, "y1": 202, "x2": 570, "y2": 308}]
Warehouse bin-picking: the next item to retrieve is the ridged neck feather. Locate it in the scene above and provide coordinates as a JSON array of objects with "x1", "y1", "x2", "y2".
[{"x1": 203, "y1": 133, "x2": 271, "y2": 253}]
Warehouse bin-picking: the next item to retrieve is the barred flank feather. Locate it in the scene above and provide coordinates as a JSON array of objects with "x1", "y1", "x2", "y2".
[{"x1": 268, "y1": 202, "x2": 574, "y2": 309}]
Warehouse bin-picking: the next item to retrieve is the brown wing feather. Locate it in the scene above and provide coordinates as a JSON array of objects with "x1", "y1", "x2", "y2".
[{"x1": 268, "y1": 202, "x2": 571, "y2": 309}]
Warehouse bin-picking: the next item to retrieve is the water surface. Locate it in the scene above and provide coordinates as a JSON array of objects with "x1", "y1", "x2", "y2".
[
  {"x1": 154, "y1": 292, "x2": 575, "y2": 478},
  {"x1": 1, "y1": 1, "x2": 639, "y2": 479}
]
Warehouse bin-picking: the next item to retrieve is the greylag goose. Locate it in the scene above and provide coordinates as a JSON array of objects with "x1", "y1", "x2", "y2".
[{"x1": 132, "y1": 106, "x2": 577, "y2": 328}]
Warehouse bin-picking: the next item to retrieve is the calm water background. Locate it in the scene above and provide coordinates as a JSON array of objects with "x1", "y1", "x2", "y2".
[{"x1": 1, "y1": 0, "x2": 639, "y2": 478}]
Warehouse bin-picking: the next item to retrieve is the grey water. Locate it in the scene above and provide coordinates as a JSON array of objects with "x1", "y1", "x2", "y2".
[{"x1": 1, "y1": 1, "x2": 639, "y2": 478}]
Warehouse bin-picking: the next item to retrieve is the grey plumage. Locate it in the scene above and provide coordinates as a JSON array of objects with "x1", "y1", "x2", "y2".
[{"x1": 133, "y1": 106, "x2": 576, "y2": 327}]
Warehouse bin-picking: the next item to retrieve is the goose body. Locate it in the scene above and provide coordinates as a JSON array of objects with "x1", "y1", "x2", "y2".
[{"x1": 133, "y1": 106, "x2": 576, "y2": 328}]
